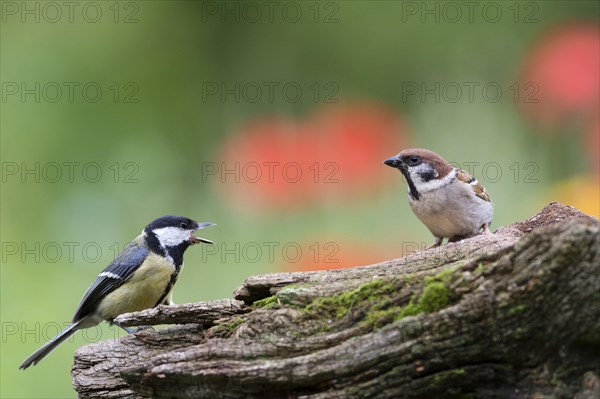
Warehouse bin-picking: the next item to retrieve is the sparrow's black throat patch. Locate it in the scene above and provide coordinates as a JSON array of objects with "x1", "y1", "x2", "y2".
[{"x1": 400, "y1": 168, "x2": 420, "y2": 201}]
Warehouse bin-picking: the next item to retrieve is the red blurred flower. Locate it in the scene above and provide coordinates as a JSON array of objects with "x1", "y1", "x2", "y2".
[
  {"x1": 520, "y1": 23, "x2": 599, "y2": 127},
  {"x1": 588, "y1": 115, "x2": 599, "y2": 174},
  {"x1": 216, "y1": 103, "x2": 408, "y2": 211}
]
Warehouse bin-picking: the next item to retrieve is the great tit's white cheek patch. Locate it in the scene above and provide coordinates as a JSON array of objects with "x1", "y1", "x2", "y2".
[{"x1": 153, "y1": 226, "x2": 192, "y2": 248}]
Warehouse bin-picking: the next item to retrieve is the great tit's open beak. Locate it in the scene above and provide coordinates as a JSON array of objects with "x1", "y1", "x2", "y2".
[
  {"x1": 383, "y1": 156, "x2": 403, "y2": 169},
  {"x1": 190, "y1": 222, "x2": 216, "y2": 245}
]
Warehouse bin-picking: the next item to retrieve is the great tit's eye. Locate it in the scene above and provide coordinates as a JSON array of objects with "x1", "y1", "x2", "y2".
[{"x1": 180, "y1": 222, "x2": 188, "y2": 229}]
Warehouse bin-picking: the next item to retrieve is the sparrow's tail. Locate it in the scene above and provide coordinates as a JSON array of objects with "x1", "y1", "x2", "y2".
[{"x1": 19, "y1": 320, "x2": 83, "y2": 369}]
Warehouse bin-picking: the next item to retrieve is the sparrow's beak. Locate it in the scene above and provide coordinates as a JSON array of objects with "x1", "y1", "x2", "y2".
[
  {"x1": 190, "y1": 222, "x2": 216, "y2": 245},
  {"x1": 383, "y1": 156, "x2": 403, "y2": 169}
]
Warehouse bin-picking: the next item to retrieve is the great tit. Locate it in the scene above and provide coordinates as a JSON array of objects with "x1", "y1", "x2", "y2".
[{"x1": 19, "y1": 215, "x2": 215, "y2": 369}]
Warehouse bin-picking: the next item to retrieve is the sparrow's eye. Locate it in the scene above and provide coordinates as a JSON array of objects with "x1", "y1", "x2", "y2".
[
  {"x1": 409, "y1": 156, "x2": 419, "y2": 164},
  {"x1": 180, "y1": 222, "x2": 188, "y2": 229}
]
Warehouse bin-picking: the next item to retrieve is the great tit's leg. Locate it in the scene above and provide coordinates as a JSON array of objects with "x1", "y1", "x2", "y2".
[
  {"x1": 426, "y1": 237, "x2": 443, "y2": 249},
  {"x1": 110, "y1": 320, "x2": 155, "y2": 334},
  {"x1": 110, "y1": 320, "x2": 136, "y2": 334},
  {"x1": 134, "y1": 325, "x2": 155, "y2": 332}
]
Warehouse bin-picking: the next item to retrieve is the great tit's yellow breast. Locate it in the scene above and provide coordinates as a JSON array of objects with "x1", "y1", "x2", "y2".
[{"x1": 98, "y1": 253, "x2": 174, "y2": 320}]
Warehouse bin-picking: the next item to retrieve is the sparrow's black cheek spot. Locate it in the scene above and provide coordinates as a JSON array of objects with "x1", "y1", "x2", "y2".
[{"x1": 418, "y1": 170, "x2": 436, "y2": 182}]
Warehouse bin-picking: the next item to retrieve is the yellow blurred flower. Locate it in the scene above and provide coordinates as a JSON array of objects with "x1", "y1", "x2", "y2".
[{"x1": 548, "y1": 175, "x2": 600, "y2": 218}]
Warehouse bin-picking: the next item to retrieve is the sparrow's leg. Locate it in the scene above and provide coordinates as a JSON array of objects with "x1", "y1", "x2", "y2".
[
  {"x1": 481, "y1": 223, "x2": 492, "y2": 234},
  {"x1": 448, "y1": 235, "x2": 466, "y2": 243},
  {"x1": 426, "y1": 237, "x2": 443, "y2": 249}
]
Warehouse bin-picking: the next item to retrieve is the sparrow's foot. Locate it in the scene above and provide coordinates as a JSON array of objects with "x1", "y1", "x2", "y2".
[
  {"x1": 426, "y1": 237, "x2": 443, "y2": 249},
  {"x1": 481, "y1": 223, "x2": 492, "y2": 235},
  {"x1": 448, "y1": 235, "x2": 467, "y2": 243}
]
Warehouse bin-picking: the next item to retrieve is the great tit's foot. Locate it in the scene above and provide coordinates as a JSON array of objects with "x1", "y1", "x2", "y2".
[
  {"x1": 133, "y1": 325, "x2": 155, "y2": 333},
  {"x1": 110, "y1": 321, "x2": 137, "y2": 334},
  {"x1": 110, "y1": 321, "x2": 154, "y2": 334}
]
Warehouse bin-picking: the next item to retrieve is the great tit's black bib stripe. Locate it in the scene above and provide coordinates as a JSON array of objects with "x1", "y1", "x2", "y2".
[
  {"x1": 143, "y1": 233, "x2": 189, "y2": 308},
  {"x1": 152, "y1": 242, "x2": 189, "y2": 306},
  {"x1": 165, "y1": 242, "x2": 188, "y2": 268},
  {"x1": 155, "y1": 269, "x2": 180, "y2": 307},
  {"x1": 114, "y1": 230, "x2": 191, "y2": 310},
  {"x1": 72, "y1": 243, "x2": 148, "y2": 323}
]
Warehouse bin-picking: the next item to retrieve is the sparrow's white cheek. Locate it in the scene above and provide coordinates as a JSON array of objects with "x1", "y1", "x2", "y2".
[
  {"x1": 414, "y1": 169, "x2": 457, "y2": 193},
  {"x1": 407, "y1": 166, "x2": 432, "y2": 185},
  {"x1": 153, "y1": 227, "x2": 191, "y2": 247},
  {"x1": 407, "y1": 168, "x2": 422, "y2": 183},
  {"x1": 415, "y1": 164, "x2": 438, "y2": 182}
]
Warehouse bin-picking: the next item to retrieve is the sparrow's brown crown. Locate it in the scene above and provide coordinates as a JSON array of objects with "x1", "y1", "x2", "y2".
[{"x1": 396, "y1": 148, "x2": 454, "y2": 178}]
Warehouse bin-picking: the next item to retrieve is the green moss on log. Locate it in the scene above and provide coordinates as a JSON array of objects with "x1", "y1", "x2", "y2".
[
  {"x1": 303, "y1": 267, "x2": 460, "y2": 330},
  {"x1": 253, "y1": 295, "x2": 279, "y2": 309},
  {"x1": 210, "y1": 316, "x2": 245, "y2": 335},
  {"x1": 417, "y1": 282, "x2": 450, "y2": 313},
  {"x1": 305, "y1": 279, "x2": 397, "y2": 319}
]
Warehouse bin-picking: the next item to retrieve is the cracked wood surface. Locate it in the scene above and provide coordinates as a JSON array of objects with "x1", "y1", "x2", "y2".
[
  {"x1": 113, "y1": 299, "x2": 246, "y2": 327},
  {"x1": 72, "y1": 203, "x2": 600, "y2": 399}
]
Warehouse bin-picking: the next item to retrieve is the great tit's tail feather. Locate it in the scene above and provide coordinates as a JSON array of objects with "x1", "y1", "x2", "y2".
[{"x1": 19, "y1": 321, "x2": 82, "y2": 369}]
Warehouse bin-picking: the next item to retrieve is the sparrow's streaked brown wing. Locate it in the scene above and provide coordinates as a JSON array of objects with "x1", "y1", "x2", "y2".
[{"x1": 456, "y1": 169, "x2": 491, "y2": 202}]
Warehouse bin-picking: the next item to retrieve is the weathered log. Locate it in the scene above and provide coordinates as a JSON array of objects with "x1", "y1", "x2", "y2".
[{"x1": 72, "y1": 203, "x2": 600, "y2": 399}]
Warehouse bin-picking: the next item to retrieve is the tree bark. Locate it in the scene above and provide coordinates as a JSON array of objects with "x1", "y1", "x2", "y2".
[{"x1": 72, "y1": 203, "x2": 600, "y2": 399}]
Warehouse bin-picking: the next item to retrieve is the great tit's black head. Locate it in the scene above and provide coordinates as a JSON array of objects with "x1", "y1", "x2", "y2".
[
  {"x1": 144, "y1": 216, "x2": 215, "y2": 249},
  {"x1": 145, "y1": 215, "x2": 198, "y2": 233}
]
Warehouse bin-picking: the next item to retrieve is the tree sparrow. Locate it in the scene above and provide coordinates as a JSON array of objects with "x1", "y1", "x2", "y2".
[{"x1": 384, "y1": 148, "x2": 493, "y2": 248}]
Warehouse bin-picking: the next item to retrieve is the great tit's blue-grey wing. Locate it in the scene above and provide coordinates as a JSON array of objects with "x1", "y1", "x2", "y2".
[{"x1": 71, "y1": 242, "x2": 149, "y2": 323}]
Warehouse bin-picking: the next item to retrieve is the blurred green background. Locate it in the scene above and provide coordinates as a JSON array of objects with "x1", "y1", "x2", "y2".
[{"x1": 1, "y1": 1, "x2": 598, "y2": 397}]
